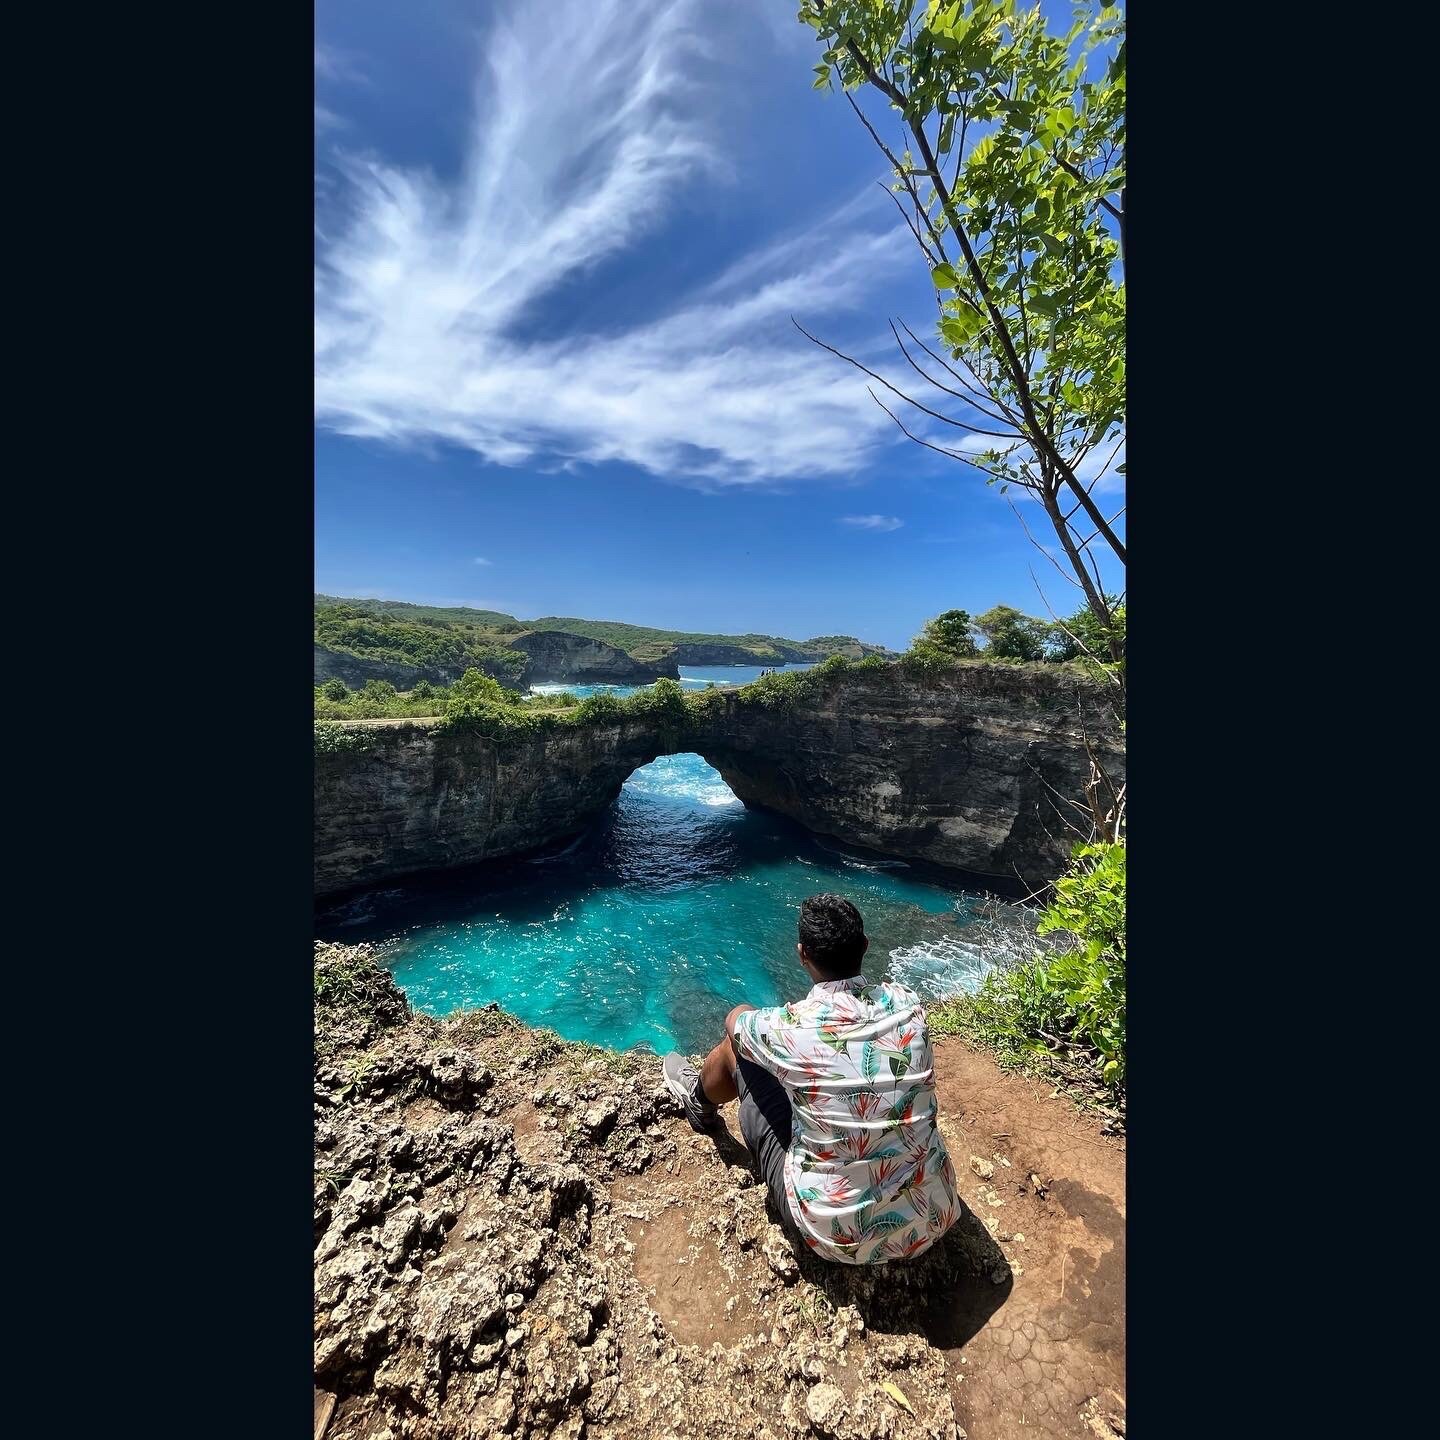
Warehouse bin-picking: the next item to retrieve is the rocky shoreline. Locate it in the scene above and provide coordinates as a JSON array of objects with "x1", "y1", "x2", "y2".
[{"x1": 313, "y1": 942, "x2": 1034, "y2": 1440}]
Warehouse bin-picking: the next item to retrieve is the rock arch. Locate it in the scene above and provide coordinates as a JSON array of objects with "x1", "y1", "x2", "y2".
[{"x1": 314, "y1": 665, "x2": 1123, "y2": 898}]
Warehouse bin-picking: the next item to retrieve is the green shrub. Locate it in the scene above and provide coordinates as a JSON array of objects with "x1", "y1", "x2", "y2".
[
  {"x1": 626, "y1": 676, "x2": 690, "y2": 727},
  {"x1": 321, "y1": 677, "x2": 349, "y2": 701},
  {"x1": 573, "y1": 691, "x2": 625, "y2": 723},
  {"x1": 930, "y1": 841, "x2": 1126, "y2": 1106},
  {"x1": 314, "y1": 721, "x2": 372, "y2": 755}
]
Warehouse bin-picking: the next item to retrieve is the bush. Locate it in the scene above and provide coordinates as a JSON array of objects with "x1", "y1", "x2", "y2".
[
  {"x1": 314, "y1": 721, "x2": 372, "y2": 755},
  {"x1": 626, "y1": 676, "x2": 691, "y2": 727},
  {"x1": 930, "y1": 841, "x2": 1126, "y2": 1106},
  {"x1": 1050, "y1": 598, "x2": 1126, "y2": 683},
  {"x1": 321, "y1": 678, "x2": 349, "y2": 701},
  {"x1": 573, "y1": 691, "x2": 625, "y2": 723},
  {"x1": 914, "y1": 609, "x2": 979, "y2": 658}
]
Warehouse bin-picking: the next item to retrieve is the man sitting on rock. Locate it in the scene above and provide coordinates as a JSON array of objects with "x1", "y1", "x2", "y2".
[{"x1": 661, "y1": 893, "x2": 960, "y2": 1265}]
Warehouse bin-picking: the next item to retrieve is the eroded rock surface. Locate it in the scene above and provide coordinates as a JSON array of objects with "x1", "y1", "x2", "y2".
[{"x1": 315, "y1": 943, "x2": 1125, "y2": 1440}]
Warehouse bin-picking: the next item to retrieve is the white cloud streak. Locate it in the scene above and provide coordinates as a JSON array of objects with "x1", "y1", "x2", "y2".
[
  {"x1": 839, "y1": 514, "x2": 903, "y2": 531},
  {"x1": 473, "y1": 557, "x2": 492, "y2": 566},
  {"x1": 314, "y1": 0, "x2": 906, "y2": 486}
]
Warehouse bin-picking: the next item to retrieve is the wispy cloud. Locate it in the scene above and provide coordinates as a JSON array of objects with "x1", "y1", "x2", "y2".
[
  {"x1": 473, "y1": 557, "x2": 492, "y2": 566},
  {"x1": 839, "y1": 514, "x2": 903, "y2": 532},
  {"x1": 314, "y1": 44, "x2": 364, "y2": 84},
  {"x1": 314, "y1": 0, "x2": 907, "y2": 486}
]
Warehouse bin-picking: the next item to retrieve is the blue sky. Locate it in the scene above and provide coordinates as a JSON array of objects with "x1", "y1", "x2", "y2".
[{"x1": 314, "y1": 0, "x2": 1123, "y2": 650}]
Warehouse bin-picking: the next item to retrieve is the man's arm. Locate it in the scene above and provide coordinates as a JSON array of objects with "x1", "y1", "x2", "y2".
[{"x1": 730, "y1": 1001, "x2": 800, "y2": 1077}]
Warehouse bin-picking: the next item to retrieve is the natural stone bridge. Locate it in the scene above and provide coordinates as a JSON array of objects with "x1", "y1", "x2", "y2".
[{"x1": 314, "y1": 665, "x2": 1124, "y2": 898}]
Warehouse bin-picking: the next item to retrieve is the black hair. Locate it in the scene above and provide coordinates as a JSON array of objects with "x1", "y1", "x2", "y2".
[{"x1": 798, "y1": 894, "x2": 867, "y2": 977}]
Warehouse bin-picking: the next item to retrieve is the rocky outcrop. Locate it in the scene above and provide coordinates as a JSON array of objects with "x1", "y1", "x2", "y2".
[
  {"x1": 510, "y1": 631, "x2": 678, "y2": 685},
  {"x1": 660, "y1": 640, "x2": 895, "y2": 667},
  {"x1": 315, "y1": 663, "x2": 1123, "y2": 896},
  {"x1": 313, "y1": 942, "x2": 994, "y2": 1440},
  {"x1": 315, "y1": 644, "x2": 522, "y2": 692},
  {"x1": 662, "y1": 641, "x2": 783, "y2": 667},
  {"x1": 314, "y1": 715, "x2": 672, "y2": 897},
  {"x1": 696, "y1": 665, "x2": 1124, "y2": 891}
]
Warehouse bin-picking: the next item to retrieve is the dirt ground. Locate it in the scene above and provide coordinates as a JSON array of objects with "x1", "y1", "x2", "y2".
[
  {"x1": 504, "y1": 1038, "x2": 1125, "y2": 1440},
  {"x1": 315, "y1": 946, "x2": 1125, "y2": 1440}
]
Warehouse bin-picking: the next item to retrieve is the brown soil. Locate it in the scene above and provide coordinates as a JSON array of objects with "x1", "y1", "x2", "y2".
[
  {"x1": 500, "y1": 1039, "x2": 1125, "y2": 1440},
  {"x1": 315, "y1": 943, "x2": 1125, "y2": 1440},
  {"x1": 930, "y1": 1045, "x2": 1125, "y2": 1438}
]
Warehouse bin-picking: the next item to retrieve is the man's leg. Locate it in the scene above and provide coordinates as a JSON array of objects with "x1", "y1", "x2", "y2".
[
  {"x1": 661, "y1": 1004, "x2": 754, "y2": 1131},
  {"x1": 697, "y1": 1004, "x2": 755, "y2": 1106}
]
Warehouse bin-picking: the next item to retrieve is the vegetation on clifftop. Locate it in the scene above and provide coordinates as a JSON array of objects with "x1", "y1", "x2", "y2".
[
  {"x1": 315, "y1": 594, "x2": 888, "y2": 671},
  {"x1": 931, "y1": 840, "x2": 1126, "y2": 1119}
]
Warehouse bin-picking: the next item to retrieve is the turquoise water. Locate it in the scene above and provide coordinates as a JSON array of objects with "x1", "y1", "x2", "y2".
[
  {"x1": 528, "y1": 662, "x2": 813, "y2": 701},
  {"x1": 318, "y1": 671, "x2": 1039, "y2": 1055}
]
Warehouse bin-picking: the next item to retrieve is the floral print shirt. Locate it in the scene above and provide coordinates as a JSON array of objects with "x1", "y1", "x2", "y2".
[{"x1": 732, "y1": 974, "x2": 958, "y2": 1265}]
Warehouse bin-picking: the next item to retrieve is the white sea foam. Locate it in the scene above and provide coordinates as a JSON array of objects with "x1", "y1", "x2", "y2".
[
  {"x1": 889, "y1": 898, "x2": 1060, "y2": 1000},
  {"x1": 887, "y1": 936, "x2": 996, "y2": 998},
  {"x1": 623, "y1": 753, "x2": 741, "y2": 807}
]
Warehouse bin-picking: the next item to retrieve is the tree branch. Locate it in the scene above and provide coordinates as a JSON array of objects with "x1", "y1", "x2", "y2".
[{"x1": 792, "y1": 319, "x2": 1021, "y2": 439}]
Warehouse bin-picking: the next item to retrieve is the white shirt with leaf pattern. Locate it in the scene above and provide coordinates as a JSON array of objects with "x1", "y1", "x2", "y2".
[{"x1": 732, "y1": 973, "x2": 959, "y2": 1265}]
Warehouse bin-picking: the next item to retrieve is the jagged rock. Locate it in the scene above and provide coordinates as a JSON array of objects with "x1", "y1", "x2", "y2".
[
  {"x1": 315, "y1": 943, "x2": 980, "y2": 1440},
  {"x1": 580, "y1": 1099, "x2": 619, "y2": 1137},
  {"x1": 763, "y1": 1225, "x2": 800, "y2": 1283},
  {"x1": 804, "y1": 1382, "x2": 850, "y2": 1437},
  {"x1": 419, "y1": 1048, "x2": 493, "y2": 1105}
]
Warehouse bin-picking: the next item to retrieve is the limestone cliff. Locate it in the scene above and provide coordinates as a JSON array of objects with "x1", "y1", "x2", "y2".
[
  {"x1": 696, "y1": 665, "x2": 1123, "y2": 891},
  {"x1": 659, "y1": 640, "x2": 895, "y2": 667},
  {"x1": 661, "y1": 641, "x2": 787, "y2": 666},
  {"x1": 509, "y1": 631, "x2": 679, "y2": 685},
  {"x1": 315, "y1": 663, "x2": 1123, "y2": 896},
  {"x1": 315, "y1": 715, "x2": 672, "y2": 897}
]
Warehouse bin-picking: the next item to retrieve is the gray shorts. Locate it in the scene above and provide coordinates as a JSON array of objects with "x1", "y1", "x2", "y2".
[{"x1": 736, "y1": 1057, "x2": 802, "y2": 1238}]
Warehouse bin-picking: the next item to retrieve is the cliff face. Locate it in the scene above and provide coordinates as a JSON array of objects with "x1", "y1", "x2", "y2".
[
  {"x1": 697, "y1": 666, "x2": 1123, "y2": 890},
  {"x1": 315, "y1": 664, "x2": 1122, "y2": 896},
  {"x1": 510, "y1": 631, "x2": 679, "y2": 685},
  {"x1": 314, "y1": 716, "x2": 674, "y2": 896},
  {"x1": 661, "y1": 641, "x2": 895, "y2": 667},
  {"x1": 662, "y1": 642, "x2": 783, "y2": 667}
]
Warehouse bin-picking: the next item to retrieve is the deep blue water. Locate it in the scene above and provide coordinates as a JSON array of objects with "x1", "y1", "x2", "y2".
[{"x1": 317, "y1": 671, "x2": 1039, "y2": 1055}]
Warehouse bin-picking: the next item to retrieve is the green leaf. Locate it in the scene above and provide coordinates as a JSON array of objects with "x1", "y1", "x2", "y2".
[
  {"x1": 939, "y1": 308, "x2": 985, "y2": 348},
  {"x1": 930, "y1": 262, "x2": 960, "y2": 288},
  {"x1": 888, "y1": 1054, "x2": 912, "y2": 1080}
]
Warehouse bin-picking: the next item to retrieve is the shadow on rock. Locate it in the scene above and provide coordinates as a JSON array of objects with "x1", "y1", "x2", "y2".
[{"x1": 787, "y1": 1199, "x2": 1013, "y2": 1351}]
